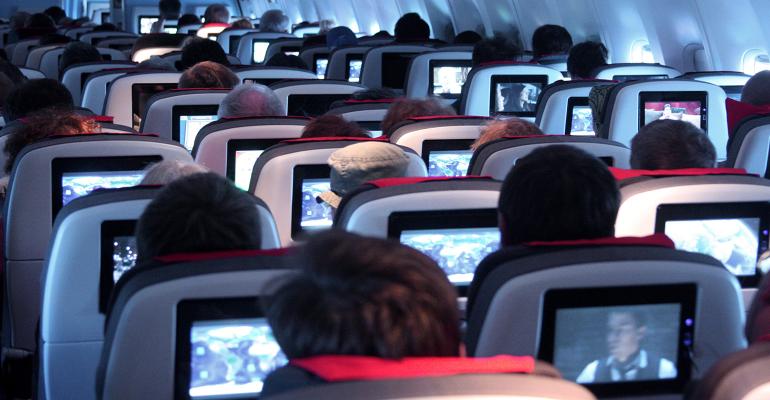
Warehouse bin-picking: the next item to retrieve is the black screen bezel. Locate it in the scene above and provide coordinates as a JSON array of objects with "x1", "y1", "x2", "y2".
[
  {"x1": 654, "y1": 201, "x2": 770, "y2": 287},
  {"x1": 171, "y1": 104, "x2": 220, "y2": 150},
  {"x1": 489, "y1": 74, "x2": 549, "y2": 117},
  {"x1": 228, "y1": 34, "x2": 245, "y2": 55},
  {"x1": 131, "y1": 82, "x2": 178, "y2": 126},
  {"x1": 137, "y1": 15, "x2": 160, "y2": 34},
  {"x1": 538, "y1": 284, "x2": 697, "y2": 398},
  {"x1": 51, "y1": 155, "x2": 162, "y2": 219},
  {"x1": 290, "y1": 164, "x2": 332, "y2": 239},
  {"x1": 637, "y1": 91, "x2": 708, "y2": 132},
  {"x1": 565, "y1": 97, "x2": 595, "y2": 136},
  {"x1": 99, "y1": 219, "x2": 136, "y2": 313},
  {"x1": 381, "y1": 53, "x2": 415, "y2": 90},
  {"x1": 612, "y1": 74, "x2": 669, "y2": 82},
  {"x1": 225, "y1": 139, "x2": 284, "y2": 185},
  {"x1": 428, "y1": 59, "x2": 472, "y2": 99},
  {"x1": 287, "y1": 94, "x2": 351, "y2": 117},
  {"x1": 345, "y1": 54, "x2": 363, "y2": 82},
  {"x1": 387, "y1": 208, "x2": 498, "y2": 293},
  {"x1": 421, "y1": 139, "x2": 475, "y2": 177}
]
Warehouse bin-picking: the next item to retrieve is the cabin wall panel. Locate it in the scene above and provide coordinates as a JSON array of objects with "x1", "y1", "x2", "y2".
[
  {"x1": 471, "y1": 0, "x2": 520, "y2": 39},
  {"x1": 636, "y1": 0, "x2": 705, "y2": 72},
  {"x1": 591, "y1": 0, "x2": 650, "y2": 63},
  {"x1": 692, "y1": 0, "x2": 766, "y2": 71}
]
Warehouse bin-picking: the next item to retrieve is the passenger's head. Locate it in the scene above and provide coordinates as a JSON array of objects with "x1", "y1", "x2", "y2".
[
  {"x1": 179, "y1": 37, "x2": 230, "y2": 69},
  {"x1": 158, "y1": 0, "x2": 182, "y2": 20},
  {"x1": 140, "y1": 160, "x2": 209, "y2": 185},
  {"x1": 43, "y1": 6, "x2": 67, "y2": 25},
  {"x1": 4, "y1": 109, "x2": 99, "y2": 173},
  {"x1": 266, "y1": 230, "x2": 461, "y2": 359},
  {"x1": 567, "y1": 41, "x2": 608, "y2": 80},
  {"x1": 230, "y1": 18, "x2": 254, "y2": 29},
  {"x1": 498, "y1": 145, "x2": 619, "y2": 246},
  {"x1": 203, "y1": 4, "x2": 230, "y2": 24},
  {"x1": 471, "y1": 118, "x2": 544, "y2": 151},
  {"x1": 135, "y1": 172, "x2": 261, "y2": 263},
  {"x1": 317, "y1": 142, "x2": 410, "y2": 208},
  {"x1": 472, "y1": 36, "x2": 522, "y2": 66},
  {"x1": 606, "y1": 310, "x2": 646, "y2": 363},
  {"x1": 59, "y1": 41, "x2": 102, "y2": 74},
  {"x1": 630, "y1": 120, "x2": 716, "y2": 170},
  {"x1": 259, "y1": 9, "x2": 289, "y2": 33},
  {"x1": 381, "y1": 98, "x2": 456, "y2": 137},
  {"x1": 4, "y1": 79, "x2": 73, "y2": 121},
  {"x1": 741, "y1": 70, "x2": 770, "y2": 106},
  {"x1": 178, "y1": 14, "x2": 201, "y2": 27},
  {"x1": 178, "y1": 61, "x2": 239, "y2": 89},
  {"x1": 349, "y1": 88, "x2": 399, "y2": 101},
  {"x1": 92, "y1": 23, "x2": 118, "y2": 32},
  {"x1": 26, "y1": 13, "x2": 56, "y2": 29},
  {"x1": 531, "y1": 24, "x2": 573, "y2": 59},
  {"x1": 217, "y1": 83, "x2": 283, "y2": 118},
  {"x1": 394, "y1": 12, "x2": 430, "y2": 42},
  {"x1": 326, "y1": 26, "x2": 357, "y2": 49},
  {"x1": 453, "y1": 30, "x2": 483, "y2": 45},
  {"x1": 264, "y1": 53, "x2": 309, "y2": 70},
  {"x1": 301, "y1": 115, "x2": 368, "y2": 138},
  {"x1": 39, "y1": 34, "x2": 71, "y2": 45},
  {"x1": 10, "y1": 12, "x2": 31, "y2": 30},
  {"x1": 0, "y1": 60, "x2": 26, "y2": 105}
]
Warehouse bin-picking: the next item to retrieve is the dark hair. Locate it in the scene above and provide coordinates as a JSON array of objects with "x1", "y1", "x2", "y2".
[
  {"x1": 179, "y1": 37, "x2": 230, "y2": 70},
  {"x1": 567, "y1": 41, "x2": 608, "y2": 79},
  {"x1": 135, "y1": 172, "x2": 261, "y2": 263},
  {"x1": 39, "y1": 34, "x2": 71, "y2": 45},
  {"x1": 203, "y1": 4, "x2": 230, "y2": 24},
  {"x1": 264, "y1": 53, "x2": 309, "y2": 70},
  {"x1": 531, "y1": 25, "x2": 573, "y2": 59},
  {"x1": 178, "y1": 14, "x2": 202, "y2": 27},
  {"x1": 350, "y1": 88, "x2": 399, "y2": 101},
  {"x1": 472, "y1": 36, "x2": 522, "y2": 66},
  {"x1": 301, "y1": 115, "x2": 368, "y2": 138},
  {"x1": 741, "y1": 70, "x2": 770, "y2": 106},
  {"x1": 0, "y1": 59, "x2": 26, "y2": 86},
  {"x1": 3, "y1": 79, "x2": 73, "y2": 121},
  {"x1": 92, "y1": 23, "x2": 118, "y2": 32},
  {"x1": 26, "y1": 13, "x2": 56, "y2": 29},
  {"x1": 60, "y1": 42, "x2": 102, "y2": 75},
  {"x1": 630, "y1": 120, "x2": 716, "y2": 170},
  {"x1": 498, "y1": 145, "x2": 619, "y2": 245},
  {"x1": 394, "y1": 12, "x2": 430, "y2": 42},
  {"x1": 159, "y1": 0, "x2": 182, "y2": 19},
  {"x1": 454, "y1": 30, "x2": 483, "y2": 45},
  {"x1": 266, "y1": 230, "x2": 461, "y2": 359},
  {"x1": 43, "y1": 6, "x2": 67, "y2": 24},
  {"x1": 381, "y1": 98, "x2": 456, "y2": 136},
  {"x1": 179, "y1": 61, "x2": 239, "y2": 89}
]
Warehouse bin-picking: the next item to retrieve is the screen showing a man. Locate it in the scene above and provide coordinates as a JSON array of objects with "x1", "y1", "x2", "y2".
[
  {"x1": 495, "y1": 82, "x2": 542, "y2": 114},
  {"x1": 569, "y1": 105, "x2": 595, "y2": 136},
  {"x1": 432, "y1": 65, "x2": 471, "y2": 96},
  {"x1": 643, "y1": 101, "x2": 703, "y2": 129}
]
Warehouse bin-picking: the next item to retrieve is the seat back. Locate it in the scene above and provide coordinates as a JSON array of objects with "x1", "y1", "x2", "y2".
[
  {"x1": 468, "y1": 136, "x2": 631, "y2": 179},
  {"x1": 726, "y1": 115, "x2": 770, "y2": 178},
  {"x1": 216, "y1": 28, "x2": 256, "y2": 56},
  {"x1": 3, "y1": 134, "x2": 192, "y2": 351},
  {"x1": 404, "y1": 50, "x2": 472, "y2": 99},
  {"x1": 177, "y1": 23, "x2": 202, "y2": 34},
  {"x1": 601, "y1": 79, "x2": 728, "y2": 159},
  {"x1": 139, "y1": 89, "x2": 229, "y2": 145},
  {"x1": 299, "y1": 45, "x2": 330, "y2": 78},
  {"x1": 251, "y1": 139, "x2": 427, "y2": 245},
  {"x1": 11, "y1": 38, "x2": 41, "y2": 66},
  {"x1": 18, "y1": 67, "x2": 45, "y2": 79},
  {"x1": 535, "y1": 80, "x2": 612, "y2": 135},
  {"x1": 131, "y1": 46, "x2": 180, "y2": 62},
  {"x1": 79, "y1": 31, "x2": 138, "y2": 46},
  {"x1": 61, "y1": 61, "x2": 136, "y2": 105},
  {"x1": 325, "y1": 101, "x2": 394, "y2": 135},
  {"x1": 195, "y1": 23, "x2": 230, "y2": 39},
  {"x1": 39, "y1": 46, "x2": 128, "y2": 79},
  {"x1": 235, "y1": 32, "x2": 294, "y2": 64},
  {"x1": 460, "y1": 63, "x2": 564, "y2": 118},
  {"x1": 325, "y1": 45, "x2": 372, "y2": 81},
  {"x1": 97, "y1": 252, "x2": 299, "y2": 399},
  {"x1": 103, "y1": 71, "x2": 181, "y2": 128},
  {"x1": 593, "y1": 63, "x2": 682, "y2": 81},
  {"x1": 234, "y1": 65, "x2": 317, "y2": 85},
  {"x1": 192, "y1": 116, "x2": 308, "y2": 182},
  {"x1": 93, "y1": 37, "x2": 138, "y2": 53},
  {"x1": 157, "y1": 50, "x2": 240, "y2": 69},
  {"x1": 81, "y1": 69, "x2": 131, "y2": 114},
  {"x1": 360, "y1": 44, "x2": 435, "y2": 90},
  {"x1": 263, "y1": 38, "x2": 304, "y2": 62},
  {"x1": 63, "y1": 26, "x2": 93, "y2": 39},
  {"x1": 24, "y1": 44, "x2": 62, "y2": 70},
  {"x1": 680, "y1": 71, "x2": 752, "y2": 101},
  {"x1": 271, "y1": 80, "x2": 366, "y2": 117},
  {"x1": 692, "y1": 342, "x2": 770, "y2": 400}
]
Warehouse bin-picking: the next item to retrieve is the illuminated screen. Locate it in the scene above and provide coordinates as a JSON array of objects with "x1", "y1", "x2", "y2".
[
  {"x1": 207, "y1": 34, "x2": 218, "y2": 41},
  {"x1": 315, "y1": 58, "x2": 328, "y2": 79},
  {"x1": 400, "y1": 227, "x2": 499, "y2": 284},
  {"x1": 490, "y1": 75, "x2": 549, "y2": 117},
  {"x1": 163, "y1": 26, "x2": 178, "y2": 34},
  {"x1": 569, "y1": 106, "x2": 595, "y2": 136},
  {"x1": 428, "y1": 150, "x2": 473, "y2": 177},
  {"x1": 179, "y1": 115, "x2": 219, "y2": 151},
  {"x1": 430, "y1": 61, "x2": 472, "y2": 98},
  {"x1": 112, "y1": 235, "x2": 137, "y2": 283},
  {"x1": 131, "y1": 83, "x2": 178, "y2": 131},
  {"x1": 348, "y1": 59, "x2": 362, "y2": 83},
  {"x1": 642, "y1": 101, "x2": 703, "y2": 129},
  {"x1": 234, "y1": 150, "x2": 263, "y2": 191},
  {"x1": 284, "y1": 51, "x2": 299, "y2": 56},
  {"x1": 138, "y1": 16, "x2": 159, "y2": 34},
  {"x1": 300, "y1": 178, "x2": 333, "y2": 230},
  {"x1": 252, "y1": 41, "x2": 270, "y2": 63},
  {"x1": 613, "y1": 74, "x2": 668, "y2": 82},
  {"x1": 61, "y1": 171, "x2": 144, "y2": 206}
]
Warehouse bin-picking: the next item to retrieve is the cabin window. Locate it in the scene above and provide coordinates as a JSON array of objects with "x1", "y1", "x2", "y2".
[
  {"x1": 631, "y1": 40, "x2": 655, "y2": 63},
  {"x1": 743, "y1": 50, "x2": 770, "y2": 75}
]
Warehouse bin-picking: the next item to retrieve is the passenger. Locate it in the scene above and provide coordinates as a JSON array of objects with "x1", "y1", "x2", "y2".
[
  {"x1": 264, "y1": 53, "x2": 309, "y2": 70},
  {"x1": 0, "y1": 60, "x2": 26, "y2": 105},
  {"x1": 178, "y1": 61, "x2": 239, "y2": 89},
  {"x1": 43, "y1": 6, "x2": 67, "y2": 25},
  {"x1": 453, "y1": 30, "x2": 483, "y2": 45},
  {"x1": 135, "y1": 172, "x2": 261, "y2": 263},
  {"x1": 178, "y1": 37, "x2": 230, "y2": 70},
  {"x1": 25, "y1": 12, "x2": 56, "y2": 29},
  {"x1": 531, "y1": 24, "x2": 573, "y2": 62},
  {"x1": 259, "y1": 9, "x2": 290, "y2": 33},
  {"x1": 629, "y1": 120, "x2": 716, "y2": 170},
  {"x1": 740, "y1": 70, "x2": 770, "y2": 106},
  {"x1": 91, "y1": 23, "x2": 118, "y2": 32},
  {"x1": 471, "y1": 118, "x2": 544, "y2": 151},
  {"x1": 394, "y1": 12, "x2": 430, "y2": 43},
  {"x1": 229, "y1": 18, "x2": 254, "y2": 29},
  {"x1": 567, "y1": 41, "x2": 608, "y2": 80},
  {"x1": 472, "y1": 36, "x2": 523, "y2": 66},
  {"x1": 326, "y1": 26, "x2": 357, "y2": 50},
  {"x1": 38, "y1": 33, "x2": 71, "y2": 45},
  {"x1": 381, "y1": 98, "x2": 456, "y2": 137},
  {"x1": 300, "y1": 115, "x2": 368, "y2": 138},
  {"x1": 3, "y1": 79, "x2": 73, "y2": 122},
  {"x1": 140, "y1": 160, "x2": 209, "y2": 185},
  {"x1": 261, "y1": 230, "x2": 461, "y2": 396},
  {"x1": 178, "y1": 14, "x2": 201, "y2": 28},
  {"x1": 202, "y1": 4, "x2": 230, "y2": 25},
  {"x1": 217, "y1": 83, "x2": 284, "y2": 118},
  {"x1": 59, "y1": 41, "x2": 102, "y2": 74},
  {"x1": 349, "y1": 87, "x2": 399, "y2": 101},
  {"x1": 317, "y1": 141, "x2": 410, "y2": 209},
  {"x1": 150, "y1": 0, "x2": 181, "y2": 33},
  {"x1": 10, "y1": 12, "x2": 31, "y2": 31}
]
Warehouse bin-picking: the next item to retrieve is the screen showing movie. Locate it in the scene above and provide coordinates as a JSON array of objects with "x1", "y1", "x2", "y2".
[
  {"x1": 665, "y1": 218, "x2": 760, "y2": 277},
  {"x1": 252, "y1": 41, "x2": 270, "y2": 63},
  {"x1": 300, "y1": 178, "x2": 333, "y2": 230},
  {"x1": 381, "y1": 53, "x2": 415, "y2": 90},
  {"x1": 490, "y1": 75, "x2": 548, "y2": 117},
  {"x1": 287, "y1": 94, "x2": 351, "y2": 117},
  {"x1": 430, "y1": 61, "x2": 472, "y2": 97},
  {"x1": 112, "y1": 235, "x2": 137, "y2": 283},
  {"x1": 131, "y1": 83, "x2": 178, "y2": 130},
  {"x1": 613, "y1": 74, "x2": 668, "y2": 82},
  {"x1": 553, "y1": 304, "x2": 682, "y2": 384},
  {"x1": 569, "y1": 105, "x2": 595, "y2": 136},
  {"x1": 138, "y1": 16, "x2": 159, "y2": 34},
  {"x1": 234, "y1": 150, "x2": 263, "y2": 191},
  {"x1": 400, "y1": 227, "x2": 499, "y2": 284},
  {"x1": 189, "y1": 318, "x2": 287, "y2": 398},
  {"x1": 284, "y1": 50, "x2": 300, "y2": 57},
  {"x1": 163, "y1": 26, "x2": 178, "y2": 34},
  {"x1": 428, "y1": 150, "x2": 473, "y2": 177},
  {"x1": 61, "y1": 171, "x2": 144, "y2": 206},
  {"x1": 348, "y1": 59, "x2": 362, "y2": 83},
  {"x1": 315, "y1": 58, "x2": 328, "y2": 79},
  {"x1": 179, "y1": 115, "x2": 219, "y2": 150},
  {"x1": 638, "y1": 92, "x2": 708, "y2": 131}
]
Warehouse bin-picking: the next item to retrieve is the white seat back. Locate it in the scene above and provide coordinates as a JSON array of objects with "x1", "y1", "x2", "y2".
[
  {"x1": 360, "y1": 44, "x2": 435, "y2": 90},
  {"x1": 593, "y1": 63, "x2": 682, "y2": 80},
  {"x1": 62, "y1": 61, "x2": 136, "y2": 105},
  {"x1": 235, "y1": 32, "x2": 294, "y2": 64},
  {"x1": 271, "y1": 80, "x2": 366, "y2": 116},
  {"x1": 103, "y1": 71, "x2": 181, "y2": 128},
  {"x1": 404, "y1": 50, "x2": 472, "y2": 98}
]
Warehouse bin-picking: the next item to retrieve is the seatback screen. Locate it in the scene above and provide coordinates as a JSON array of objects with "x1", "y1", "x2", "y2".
[
  {"x1": 638, "y1": 91, "x2": 708, "y2": 132},
  {"x1": 566, "y1": 97, "x2": 595, "y2": 136},
  {"x1": 490, "y1": 75, "x2": 549, "y2": 117}
]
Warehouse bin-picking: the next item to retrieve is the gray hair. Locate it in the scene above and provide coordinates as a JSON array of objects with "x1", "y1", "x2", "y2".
[
  {"x1": 259, "y1": 9, "x2": 289, "y2": 33},
  {"x1": 217, "y1": 83, "x2": 284, "y2": 118},
  {"x1": 140, "y1": 160, "x2": 209, "y2": 185}
]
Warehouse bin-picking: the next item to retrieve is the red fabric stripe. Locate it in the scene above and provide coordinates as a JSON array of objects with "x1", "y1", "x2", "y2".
[
  {"x1": 290, "y1": 355, "x2": 535, "y2": 382},
  {"x1": 154, "y1": 248, "x2": 290, "y2": 263},
  {"x1": 281, "y1": 136, "x2": 388, "y2": 143},
  {"x1": 368, "y1": 176, "x2": 493, "y2": 188},
  {"x1": 525, "y1": 234, "x2": 675, "y2": 249},
  {"x1": 92, "y1": 116, "x2": 114, "y2": 123},
  {"x1": 726, "y1": 98, "x2": 770, "y2": 137},
  {"x1": 609, "y1": 167, "x2": 748, "y2": 181},
  {"x1": 201, "y1": 22, "x2": 231, "y2": 28}
]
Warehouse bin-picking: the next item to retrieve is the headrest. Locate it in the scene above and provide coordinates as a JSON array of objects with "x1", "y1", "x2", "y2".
[
  {"x1": 281, "y1": 136, "x2": 389, "y2": 144},
  {"x1": 290, "y1": 355, "x2": 535, "y2": 382},
  {"x1": 500, "y1": 134, "x2": 552, "y2": 140},
  {"x1": 343, "y1": 99, "x2": 396, "y2": 104},
  {"x1": 92, "y1": 116, "x2": 114, "y2": 123},
  {"x1": 407, "y1": 115, "x2": 492, "y2": 122},
  {"x1": 366, "y1": 176, "x2": 494, "y2": 189},
  {"x1": 202, "y1": 22, "x2": 230, "y2": 28},
  {"x1": 726, "y1": 98, "x2": 770, "y2": 136},
  {"x1": 524, "y1": 234, "x2": 675, "y2": 249},
  {"x1": 219, "y1": 115, "x2": 309, "y2": 121},
  {"x1": 154, "y1": 248, "x2": 291, "y2": 264},
  {"x1": 477, "y1": 61, "x2": 537, "y2": 68},
  {"x1": 609, "y1": 167, "x2": 748, "y2": 181}
]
